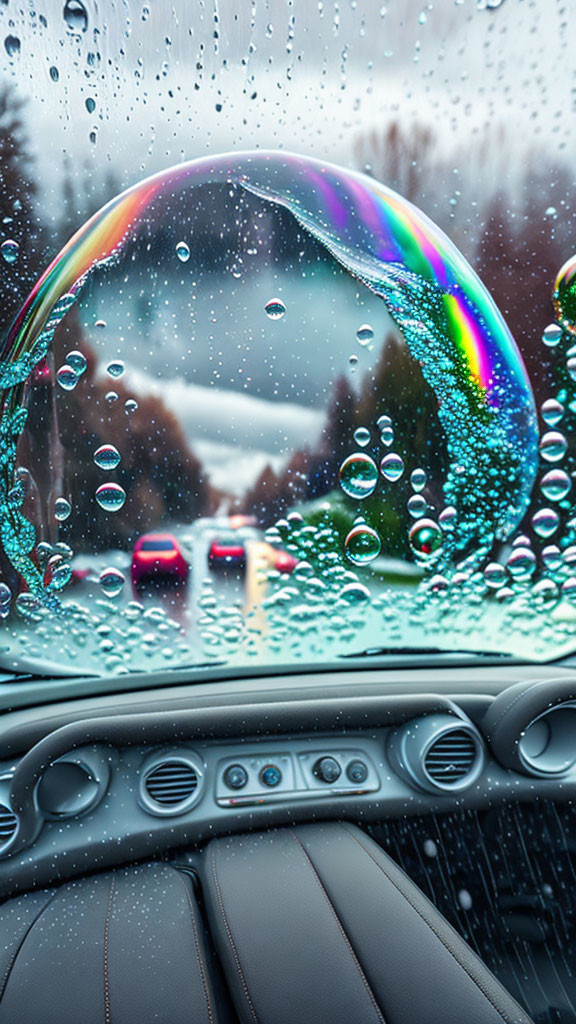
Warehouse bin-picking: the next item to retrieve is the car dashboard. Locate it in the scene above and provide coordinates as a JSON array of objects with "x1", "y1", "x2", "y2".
[{"x1": 1, "y1": 660, "x2": 576, "y2": 902}]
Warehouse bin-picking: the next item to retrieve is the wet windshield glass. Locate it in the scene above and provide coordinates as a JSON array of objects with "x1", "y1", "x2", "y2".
[{"x1": 0, "y1": 0, "x2": 575, "y2": 676}]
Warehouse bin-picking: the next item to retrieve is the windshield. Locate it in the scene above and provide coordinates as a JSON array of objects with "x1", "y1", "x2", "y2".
[{"x1": 0, "y1": 0, "x2": 575, "y2": 678}]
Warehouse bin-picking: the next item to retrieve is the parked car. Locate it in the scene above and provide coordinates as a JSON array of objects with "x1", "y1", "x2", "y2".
[
  {"x1": 208, "y1": 533, "x2": 247, "y2": 571},
  {"x1": 131, "y1": 532, "x2": 189, "y2": 586}
]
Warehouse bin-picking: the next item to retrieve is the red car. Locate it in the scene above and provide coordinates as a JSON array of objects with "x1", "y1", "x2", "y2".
[
  {"x1": 208, "y1": 533, "x2": 247, "y2": 571},
  {"x1": 131, "y1": 533, "x2": 189, "y2": 587}
]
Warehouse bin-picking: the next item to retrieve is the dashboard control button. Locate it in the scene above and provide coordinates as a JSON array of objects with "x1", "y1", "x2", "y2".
[
  {"x1": 223, "y1": 764, "x2": 248, "y2": 790},
  {"x1": 313, "y1": 756, "x2": 341, "y2": 784},
  {"x1": 260, "y1": 764, "x2": 282, "y2": 788},
  {"x1": 346, "y1": 760, "x2": 368, "y2": 784}
]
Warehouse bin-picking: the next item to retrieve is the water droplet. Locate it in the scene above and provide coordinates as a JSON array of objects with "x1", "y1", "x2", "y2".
[
  {"x1": 562, "y1": 577, "x2": 576, "y2": 601},
  {"x1": 63, "y1": 0, "x2": 88, "y2": 33},
  {"x1": 105, "y1": 390, "x2": 118, "y2": 404},
  {"x1": 66, "y1": 350, "x2": 87, "y2": 375},
  {"x1": 106, "y1": 360, "x2": 125, "y2": 378},
  {"x1": 356, "y1": 323, "x2": 374, "y2": 346},
  {"x1": 438, "y1": 506, "x2": 457, "y2": 531},
  {"x1": 539, "y1": 430, "x2": 567, "y2": 463},
  {"x1": 338, "y1": 582, "x2": 370, "y2": 605},
  {"x1": 542, "y1": 545, "x2": 562, "y2": 571},
  {"x1": 339, "y1": 453, "x2": 378, "y2": 499},
  {"x1": 531, "y1": 507, "x2": 559, "y2": 539},
  {"x1": 506, "y1": 546, "x2": 536, "y2": 579},
  {"x1": 409, "y1": 518, "x2": 443, "y2": 559},
  {"x1": 57, "y1": 364, "x2": 78, "y2": 391},
  {"x1": 15, "y1": 593, "x2": 44, "y2": 622},
  {"x1": 176, "y1": 240, "x2": 190, "y2": 263},
  {"x1": 410, "y1": 468, "x2": 426, "y2": 492},
  {"x1": 541, "y1": 398, "x2": 564, "y2": 427},
  {"x1": 95, "y1": 319, "x2": 107, "y2": 329},
  {"x1": 44, "y1": 553, "x2": 72, "y2": 592},
  {"x1": 532, "y1": 578, "x2": 559, "y2": 609},
  {"x1": 483, "y1": 562, "x2": 506, "y2": 589},
  {"x1": 85, "y1": 97, "x2": 96, "y2": 113},
  {"x1": 540, "y1": 469, "x2": 571, "y2": 502},
  {"x1": 4, "y1": 35, "x2": 20, "y2": 57},
  {"x1": 0, "y1": 239, "x2": 19, "y2": 264},
  {"x1": 0, "y1": 583, "x2": 12, "y2": 606},
  {"x1": 542, "y1": 323, "x2": 563, "y2": 348},
  {"x1": 353, "y1": 427, "x2": 371, "y2": 448},
  {"x1": 567, "y1": 357, "x2": 576, "y2": 381},
  {"x1": 380, "y1": 452, "x2": 404, "y2": 482},
  {"x1": 99, "y1": 567, "x2": 125, "y2": 598},
  {"x1": 553, "y1": 254, "x2": 576, "y2": 335},
  {"x1": 423, "y1": 839, "x2": 437, "y2": 858},
  {"x1": 348, "y1": 354, "x2": 358, "y2": 368},
  {"x1": 264, "y1": 297, "x2": 286, "y2": 320},
  {"x1": 54, "y1": 497, "x2": 71, "y2": 522},
  {"x1": 36, "y1": 542, "x2": 53, "y2": 564},
  {"x1": 344, "y1": 524, "x2": 381, "y2": 565},
  {"x1": 95, "y1": 483, "x2": 126, "y2": 512},
  {"x1": 93, "y1": 444, "x2": 121, "y2": 470},
  {"x1": 407, "y1": 494, "x2": 428, "y2": 519},
  {"x1": 124, "y1": 398, "x2": 138, "y2": 414},
  {"x1": 49, "y1": 65, "x2": 59, "y2": 81}
]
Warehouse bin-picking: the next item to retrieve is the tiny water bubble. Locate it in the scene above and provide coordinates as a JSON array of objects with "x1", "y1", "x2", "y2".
[
  {"x1": 54, "y1": 497, "x2": 72, "y2": 522},
  {"x1": 542, "y1": 323, "x2": 563, "y2": 348},
  {"x1": 539, "y1": 430, "x2": 567, "y2": 463},
  {"x1": 99, "y1": 567, "x2": 125, "y2": 598},
  {"x1": 63, "y1": 0, "x2": 88, "y2": 33},
  {"x1": 124, "y1": 398, "x2": 138, "y2": 414},
  {"x1": 531, "y1": 507, "x2": 559, "y2": 539},
  {"x1": 380, "y1": 452, "x2": 404, "y2": 482},
  {"x1": 353, "y1": 427, "x2": 370, "y2": 448},
  {"x1": 264, "y1": 297, "x2": 286, "y2": 320},
  {"x1": 344, "y1": 524, "x2": 381, "y2": 565},
  {"x1": 339, "y1": 453, "x2": 378, "y2": 499},
  {"x1": 1, "y1": 239, "x2": 19, "y2": 264},
  {"x1": 93, "y1": 444, "x2": 121, "y2": 470},
  {"x1": 95, "y1": 483, "x2": 126, "y2": 512},
  {"x1": 66, "y1": 350, "x2": 87, "y2": 375},
  {"x1": 541, "y1": 398, "x2": 564, "y2": 427},
  {"x1": 483, "y1": 562, "x2": 506, "y2": 589},
  {"x1": 105, "y1": 390, "x2": 118, "y2": 404},
  {"x1": 356, "y1": 323, "x2": 374, "y2": 346},
  {"x1": 506, "y1": 546, "x2": 536, "y2": 579},
  {"x1": 410, "y1": 468, "x2": 426, "y2": 492},
  {"x1": 540, "y1": 469, "x2": 571, "y2": 502},
  {"x1": 407, "y1": 494, "x2": 427, "y2": 519},
  {"x1": 176, "y1": 241, "x2": 190, "y2": 263},
  {"x1": 409, "y1": 518, "x2": 443, "y2": 559},
  {"x1": 106, "y1": 360, "x2": 125, "y2": 378},
  {"x1": 57, "y1": 365, "x2": 79, "y2": 391}
]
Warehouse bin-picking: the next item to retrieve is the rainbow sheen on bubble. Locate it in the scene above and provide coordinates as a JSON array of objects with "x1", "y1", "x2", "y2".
[{"x1": 0, "y1": 151, "x2": 538, "y2": 598}]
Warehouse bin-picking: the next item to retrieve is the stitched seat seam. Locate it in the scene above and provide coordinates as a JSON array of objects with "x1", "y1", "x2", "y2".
[
  {"x1": 103, "y1": 874, "x2": 116, "y2": 1024},
  {"x1": 176, "y1": 871, "x2": 214, "y2": 1024},
  {"x1": 210, "y1": 844, "x2": 260, "y2": 1024},
  {"x1": 290, "y1": 828, "x2": 386, "y2": 1024},
  {"x1": 0, "y1": 889, "x2": 58, "y2": 1005}
]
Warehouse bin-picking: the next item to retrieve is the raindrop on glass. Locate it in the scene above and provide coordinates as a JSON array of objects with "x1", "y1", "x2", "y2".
[
  {"x1": 106, "y1": 360, "x2": 125, "y2": 378},
  {"x1": 356, "y1": 323, "x2": 374, "y2": 346},
  {"x1": 407, "y1": 494, "x2": 427, "y2": 519},
  {"x1": 95, "y1": 483, "x2": 126, "y2": 512},
  {"x1": 353, "y1": 427, "x2": 370, "y2": 448},
  {"x1": 542, "y1": 323, "x2": 563, "y2": 348},
  {"x1": 54, "y1": 497, "x2": 72, "y2": 522},
  {"x1": 409, "y1": 518, "x2": 443, "y2": 559},
  {"x1": 410, "y1": 468, "x2": 426, "y2": 492},
  {"x1": 531, "y1": 507, "x2": 559, "y2": 538},
  {"x1": 539, "y1": 430, "x2": 567, "y2": 463},
  {"x1": 99, "y1": 567, "x2": 125, "y2": 598},
  {"x1": 49, "y1": 65, "x2": 59, "y2": 81},
  {"x1": 93, "y1": 444, "x2": 121, "y2": 470},
  {"x1": 63, "y1": 0, "x2": 88, "y2": 33},
  {"x1": 264, "y1": 297, "x2": 286, "y2": 320},
  {"x1": 344, "y1": 524, "x2": 381, "y2": 565},
  {"x1": 484, "y1": 562, "x2": 506, "y2": 589},
  {"x1": 438, "y1": 506, "x2": 457, "y2": 531},
  {"x1": 0, "y1": 583, "x2": 11, "y2": 606},
  {"x1": 0, "y1": 239, "x2": 19, "y2": 264},
  {"x1": 506, "y1": 546, "x2": 536, "y2": 579},
  {"x1": 176, "y1": 240, "x2": 190, "y2": 263},
  {"x1": 541, "y1": 398, "x2": 564, "y2": 427},
  {"x1": 105, "y1": 390, "x2": 118, "y2": 404},
  {"x1": 4, "y1": 35, "x2": 20, "y2": 57},
  {"x1": 540, "y1": 469, "x2": 571, "y2": 502},
  {"x1": 66, "y1": 350, "x2": 87, "y2": 375},
  {"x1": 57, "y1": 365, "x2": 78, "y2": 391},
  {"x1": 380, "y1": 452, "x2": 404, "y2": 482},
  {"x1": 124, "y1": 398, "x2": 138, "y2": 414},
  {"x1": 339, "y1": 453, "x2": 379, "y2": 499},
  {"x1": 44, "y1": 554, "x2": 72, "y2": 592}
]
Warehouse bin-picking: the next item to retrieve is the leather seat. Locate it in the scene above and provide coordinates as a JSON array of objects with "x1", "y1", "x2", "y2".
[
  {"x1": 203, "y1": 822, "x2": 533, "y2": 1024},
  {"x1": 0, "y1": 862, "x2": 232, "y2": 1024}
]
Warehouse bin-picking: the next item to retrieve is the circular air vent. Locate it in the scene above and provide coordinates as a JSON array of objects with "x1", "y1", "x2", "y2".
[
  {"x1": 0, "y1": 803, "x2": 18, "y2": 852},
  {"x1": 387, "y1": 714, "x2": 485, "y2": 794},
  {"x1": 424, "y1": 729, "x2": 478, "y2": 787},
  {"x1": 139, "y1": 754, "x2": 203, "y2": 816},
  {"x1": 518, "y1": 704, "x2": 576, "y2": 777}
]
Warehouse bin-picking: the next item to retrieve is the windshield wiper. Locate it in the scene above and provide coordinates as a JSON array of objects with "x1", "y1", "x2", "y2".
[{"x1": 340, "y1": 645, "x2": 518, "y2": 660}]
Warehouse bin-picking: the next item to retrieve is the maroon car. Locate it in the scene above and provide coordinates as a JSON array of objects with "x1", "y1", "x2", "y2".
[{"x1": 131, "y1": 533, "x2": 189, "y2": 587}]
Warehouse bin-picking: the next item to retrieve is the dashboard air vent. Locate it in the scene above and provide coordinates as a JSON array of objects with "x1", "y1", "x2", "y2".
[
  {"x1": 424, "y1": 729, "x2": 477, "y2": 786},
  {"x1": 0, "y1": 803, "x2": 18, "y2": 848},
  {"x1": 143, "y1": 758, "x2": 199, "y2": 812}
]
